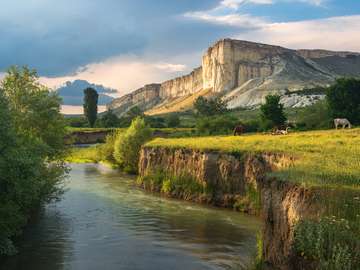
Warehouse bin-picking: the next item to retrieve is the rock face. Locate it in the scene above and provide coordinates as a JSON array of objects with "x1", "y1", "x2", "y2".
[
  {"x1": 138, "y1": 146, "x2": 321, "y2": 269},
  {"x1": 108, "y1": 39, "x2": 360, "y2": 115},
  {"x1": 107, "y1": 83, "x2": 161, "y2": 116}
]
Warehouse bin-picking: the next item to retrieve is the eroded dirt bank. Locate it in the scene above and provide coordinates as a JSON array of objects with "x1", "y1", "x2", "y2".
[{"x1": 138, "y1": 147, "x2": 322, "y2": 269}]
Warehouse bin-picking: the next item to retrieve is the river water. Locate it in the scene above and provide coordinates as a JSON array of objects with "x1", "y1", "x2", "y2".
[{"x1": 1, "y1": 163, "x2": 261, "y2": 270}]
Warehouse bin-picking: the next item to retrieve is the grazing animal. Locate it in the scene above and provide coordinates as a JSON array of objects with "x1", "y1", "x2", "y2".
[
  {"x1": 233, "y1": 125, "x2": 245, "y2": 136},
  {"x1": 334, "y1": 118, "x2": 352, "y2": 129},
  {"x1": 271, "y1": 127, "x2": 290, "y2": 135}
]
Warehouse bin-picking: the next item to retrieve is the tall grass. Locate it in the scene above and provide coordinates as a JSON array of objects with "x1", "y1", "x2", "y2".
[{"x1": 147, "y1": 128, "x2": 360, "y2": 189}]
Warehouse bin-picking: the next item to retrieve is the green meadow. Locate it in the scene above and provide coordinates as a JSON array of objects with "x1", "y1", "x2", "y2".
[{"x1": 147, "y1": 128, "x2": 360, "y2": 189}]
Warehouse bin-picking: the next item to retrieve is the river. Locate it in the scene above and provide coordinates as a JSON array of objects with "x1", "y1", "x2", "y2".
[{"x1": 1, "y1": 163, "x2": 261, "y2": 270}]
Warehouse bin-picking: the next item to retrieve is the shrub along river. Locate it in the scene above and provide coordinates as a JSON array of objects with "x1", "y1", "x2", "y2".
[{"x1": 1, "y1": 163, "x2": 261, "y2": 270}]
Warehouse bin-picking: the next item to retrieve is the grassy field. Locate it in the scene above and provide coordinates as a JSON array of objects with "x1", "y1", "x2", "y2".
[{"x1": 147, "y1": 128, "x2": 360, "y2": 189}]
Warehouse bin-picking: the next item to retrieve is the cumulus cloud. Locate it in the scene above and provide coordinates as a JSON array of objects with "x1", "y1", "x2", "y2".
[
  {"x1": 237, "y1": 15, "x2": 360, "y2": 52},
  {"x1": 184, "y1": 12, "x2": 268, "y2": 28},
  {"x1": 184, "y1": 0, "x2": 270, "y2": 29},
  {"x1": 39, "y1": 54, "x2": 197, "y2": 96},
  {"x1": 221, "y1": 0, "x2": 273, "y2": 10}
]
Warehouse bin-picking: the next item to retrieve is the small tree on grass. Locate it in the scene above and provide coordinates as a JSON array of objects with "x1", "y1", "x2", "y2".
[
  {"x1": 260, "y1": 94, "x2": 287, "y2": 129},
  {"x1": 166, "y1": 114, "x2": 180, "y2": 127},
  {"x1": 113, "y1": 117, "x2": 152, "y2": 173},
  {"x1": 194, "y1": 96, "x2": 227, "y2": 116},
  {"x1": 327, "y1": 78, "x2": 360, "y2": 125},
  {"x1": 83, "y1": 87, "x2": 98, "y2": 127},
  {"x1": 99, "y1": 109, "x2": 119, "y2": 127}
]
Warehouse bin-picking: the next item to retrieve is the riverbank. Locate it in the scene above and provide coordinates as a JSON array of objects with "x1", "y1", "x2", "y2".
[
  {"x1": 65, "y1": 129, "x2": 360, "y2": 269},
  {"x1": 139, "y1": 128, "x2": 360, "y2": 269},
  {"x1": 1, "y1": 163, "x2": 261, "y2": 270}
]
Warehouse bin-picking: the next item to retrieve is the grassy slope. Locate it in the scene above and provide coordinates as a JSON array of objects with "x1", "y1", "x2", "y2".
[
  {"x1": 146, "y1": 88, "x2": 213, "y2": 115},
  {"x1": 147, "y1": 128, "x2": 360, "y2": 189}
]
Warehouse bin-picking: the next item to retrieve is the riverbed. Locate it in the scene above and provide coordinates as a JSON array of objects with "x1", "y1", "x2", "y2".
[{"x1": 1, "y1": 163, "x2": 261, "y2": 270}]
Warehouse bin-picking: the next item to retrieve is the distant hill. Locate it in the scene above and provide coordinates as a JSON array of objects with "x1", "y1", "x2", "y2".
[
  {"x1": 57, "y1": 80, "x2": 117, "y2": 105},
  {"x1": 107, "y1": 39, "x2": 360, "y2": 116}
]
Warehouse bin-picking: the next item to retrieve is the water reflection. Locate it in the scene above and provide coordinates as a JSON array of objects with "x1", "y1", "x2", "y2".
[{"x1": 1, "y1": 163, "x2": 261, "y2": 270}]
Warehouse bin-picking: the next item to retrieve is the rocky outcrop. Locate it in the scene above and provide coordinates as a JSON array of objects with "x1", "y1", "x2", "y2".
[
  {"x1": 138, "y1": 147, "x2": 321, "y2": 269},
  {"x1": 159, "y1": 67, "x2": 203, "y2": 99},
  {"x1": 108, "y1": 39, "x2": 360, "y2": 115},
  {"x1": 107, "y1": 83, "x2": 161, "y2": 116}
]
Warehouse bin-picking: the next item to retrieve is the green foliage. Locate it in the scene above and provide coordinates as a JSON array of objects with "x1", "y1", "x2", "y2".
[
  {"x1": 98, "y1": 110, "x2": 119, "y2": 128},
  {"x1": 242, "y1": 120, "x2": 261, "y2": 133},
  {"x1": 115, "y1": 106, "x2": 145, "y2": 128},
  {"x1": 145, "y1": 116, "x2": 166, "y2": 128},
  {"x1": 326, "y1": 78, "x2": 360, "y2": 125},
  {"x1": 113, "y1": 117, "x2": 152, "y2": 173},
  {"x1": 83, "y1": 87, "x2": 98, "y2": 127},
  {"x1": 194, "y1": 96, "x2": 228, "y2": 116},
  {"x1": 97, "y1": 132, "x2": 117, "y2": 162},
  {"x1": 296, "y1": 101, "x2": 332, "y2": 130},
  {"x1": 233, "y1": 184, "x2": 261, "y2": 213},
  {"x1": 65, "y1": 116, "x2": 88, "y2": 128},
  {"x1": 196, "y1": 115, "x2": 238, "y2": 135},
  {"x1": 0, "y1": 67, "x2": 66, "y2": 256},
  {"x1": 294, "y1": 217, "x2": 360, "y2": 270},
  {"x1": 260, "y1": 95, "x2": 287, "y2": 128},
  {"x1": 166, "y1": 113, "x2": 181, "y2": 127},
  {"x1": 2, "y1": 66, "x2": 67, "y2": 159},
  {"x1": 138, "y1": 170, "x2": 211, "y2": 199}
]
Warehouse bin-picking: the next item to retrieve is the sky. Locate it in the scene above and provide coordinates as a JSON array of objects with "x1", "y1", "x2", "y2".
[{"x1": 1, "y1": 0, "x2": 360, "y2": 97}]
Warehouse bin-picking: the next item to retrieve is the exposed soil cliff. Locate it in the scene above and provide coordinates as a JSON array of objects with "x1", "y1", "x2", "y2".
[
  {"x1": 138, "y1": 147, "x2": 322, "y2": 269},
  {"x1": 108, "y1": 39, "x2": 360, "y2": 115}
]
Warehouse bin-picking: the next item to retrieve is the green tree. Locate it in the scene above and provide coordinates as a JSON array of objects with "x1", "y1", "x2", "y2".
[
  {"x1": 196, "y1": 115, "x2": 238, "y2": 135},
  {"x1": 113, "y1": 117, "x2": 152, "y2": 173},
  {"x1": 327, "y1": 78, "x2": 360, "y2": 125},
  {"x1": 1, "y1": 66, "x2": 67, "y2": 159},
  {"x1": 83, "y1": 87, "x2": 98, "y2": 127},
  {"x1": 194, "y1": 96, "x2": 227, "y2": 116},
  {"x1": 260, "y1": 95, "x2": 287, "y2": 128},
  {"x1": 0, "y1": 67, "x2": 67, "y2": 256},
  {"x1": 98, "y1": 109, "x2": 119, "y2": 127},
  {"x1": 166, "y1": 114, "x2": 180, "y2": 127}
]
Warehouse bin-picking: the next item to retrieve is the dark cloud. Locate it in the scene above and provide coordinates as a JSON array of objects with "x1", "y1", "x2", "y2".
[{"x1": 0, "y1": 0, "x2": 220, "y2": 76}]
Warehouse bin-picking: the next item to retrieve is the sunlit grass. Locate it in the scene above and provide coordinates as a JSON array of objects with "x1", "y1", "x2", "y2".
[
  {"x1": 65, "y1": 146, "x2": 100, "y2": 163},
  {"x1": 146, "y1": 128, "x2": 360, "y2": 189}
]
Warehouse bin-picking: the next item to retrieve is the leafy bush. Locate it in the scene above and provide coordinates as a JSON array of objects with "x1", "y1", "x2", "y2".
[
  {"x1": 260, "y1": 95, "x2": 287, "y2": 129},
  {"x1": 166, "y1": 114, "x2": 181, "y2": 128},
  {"x1": 65, "y1": 116, "x2": 88, "y2": 127},
  {"x1": 196, "y1": 115, "x2": 238, "y2": 135},
  {"x1": 97, "y1": 132, "x2": 117, "y2": 162},
  {"x1": 145, "y1": 116, "x2": 166, "y2": 128},
  {"x1": 296, "y1": 101, "x2": 332, "y2": 130},
  {"x1": 243, "y1": 120, "x2": 261, "y2": 133},
  {"x1": 294, "y1": 217, "x2": 360, "y2": 270},
  {"x1": 138, "y1": 169, "x2": 211, "y2": 199},
  {"x1": 194, "y1": 96, "x2": 228, "y2": 116},
  {"x1": 97, "y1": 110, "x2": 119, "y2": 128},
  {"x1": 113, "y1": 117, "x2": 152, "y2": 173}
]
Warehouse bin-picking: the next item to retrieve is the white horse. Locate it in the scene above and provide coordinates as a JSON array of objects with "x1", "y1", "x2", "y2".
[
  {"x1": 271, "y1": 127, "x2": 290, "y2": 135},
  {"x1": 334, "y1": 118, "x2": 352, "y2": 129}
]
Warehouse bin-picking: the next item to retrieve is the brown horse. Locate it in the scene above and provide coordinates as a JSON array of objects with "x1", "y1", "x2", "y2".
[{"x1": 233, "y1": 125, "x2": 245, "y2": 136}]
